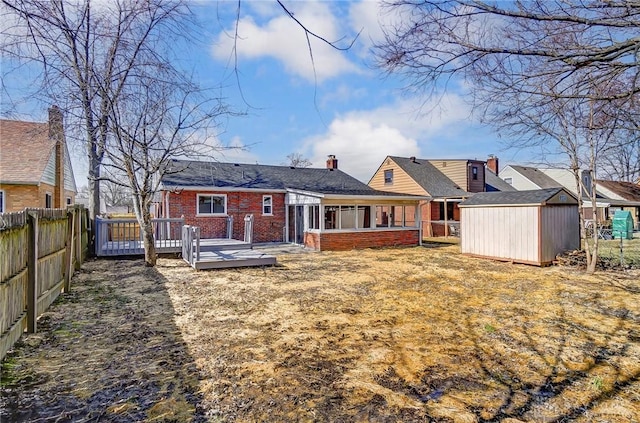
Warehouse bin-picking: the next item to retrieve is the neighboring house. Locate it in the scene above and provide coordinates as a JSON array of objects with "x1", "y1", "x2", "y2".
[
  {"x1": 596, "y1": 180, "x2": 640, "y2": 229},
  {"x1": 368, "y1": 156, "x2": 504, "y2": 237},
  {"x1": 499, "y1": 165, "x2": 562, "y2": 191},
  {"x1": 0, "y1": 107, "x2": 77, "y2": 213},
  {"x1": 159, "y1": 156, "x2": 426, "y2": 251},
  {"x1": 485, "y1": 155, "x2": 516, "y2": 192},
  {"x1": 499, "y1": 165, "x2": 610, "y2": 223}
]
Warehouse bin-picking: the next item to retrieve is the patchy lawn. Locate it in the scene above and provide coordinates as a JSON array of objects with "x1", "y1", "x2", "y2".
[{"x1": 2, "y1": 244, "x2": 639, "y2": 422}]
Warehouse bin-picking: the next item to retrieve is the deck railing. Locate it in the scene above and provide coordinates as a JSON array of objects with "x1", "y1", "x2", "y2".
[
  {"x1": 95, "y1": 216, "x2": 184, "y2": 256},
  {"x1": 182, "y1": 225, "x2": 200, "y2": 267}
]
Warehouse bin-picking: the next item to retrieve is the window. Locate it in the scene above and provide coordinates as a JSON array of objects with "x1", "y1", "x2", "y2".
[
  {"x1": 358, "y1": 206, "x2": 371, "y2": 228},
  {"x1": 197, "y1": 194, "x2": 226, "y2": 215},
  {"x1": 45, "y1": 192, "x2": 52, "y2": 208},
  {"x1": 384, "y1": 169, "x2": 393, "y2": 184},
  {"x1": 262, "y1": 195, "x2": 272, "y2": 215},
  {"x1": 438, "y1": 202, "x2": 455, "y2": 220},
  {"x1": 66, "y1": 197, "x2": 72, "y2": 206},
  {"x1": 504, "y1": 177, "x2": 513, "y2": 185},
  {"x1": 308, "y1": 205, "x2": 320, "y2": 230},
  {"x1": 472, "y1": 166, "x2": 478, "y2": 180},
  {"x1": 0, "y1": 190, "x2": 4, "y2": 213},
  {"x1": 324, "y1": 205, "x2": 373, "y2": 230},
  {"x1": 324, "y1": 206, "x2": 338, "y2": 229},
  {"x1": 375, "y1": 205, "x2": 418, "y2": 228}
]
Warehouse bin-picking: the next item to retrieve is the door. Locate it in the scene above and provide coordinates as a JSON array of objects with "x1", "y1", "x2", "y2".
[{"x1": 295, "y1": 206, "x2": 304, "y2": 244}]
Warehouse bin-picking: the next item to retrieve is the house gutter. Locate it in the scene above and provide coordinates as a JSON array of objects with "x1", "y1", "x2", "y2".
[{"x1": 158, "y1": 184, "x2": 287, "y2": 194}]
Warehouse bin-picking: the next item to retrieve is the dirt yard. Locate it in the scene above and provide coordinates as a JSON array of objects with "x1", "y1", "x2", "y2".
[{"x1": 2, "y1": 244, "x2": 639, "y2": 422}]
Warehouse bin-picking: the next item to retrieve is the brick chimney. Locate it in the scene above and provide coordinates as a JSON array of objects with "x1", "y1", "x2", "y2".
[
  {"x1": 487, "y1": 155, "x2": 499, "y2": 175},
  {"x1": 326, "y1": 154, "x2": 338, "y2": 170},
  {"x1": 49, "y1": 105, "x2": 65, "y2": 208}
]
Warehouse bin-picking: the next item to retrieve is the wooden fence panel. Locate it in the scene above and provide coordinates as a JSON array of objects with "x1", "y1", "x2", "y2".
[{"x1": 0, "y1": 206, "x2": 87, "y2": 360}]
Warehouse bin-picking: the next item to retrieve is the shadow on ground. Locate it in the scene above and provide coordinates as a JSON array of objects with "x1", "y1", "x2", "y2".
[{"x1": 0, "y1": 258, "x2": 207, "y2": 422}]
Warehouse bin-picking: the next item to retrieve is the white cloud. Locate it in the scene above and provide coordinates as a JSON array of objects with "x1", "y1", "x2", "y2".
[
  {"x1": 304, "y1": 118, "x2": 420, "y2": 182},
  {"x1": 211, "y1": 1, "x2": 361, "y2": 82},
  {"x1": 301, "y1": 93, "x2": 498, "y2": 182},
  {"x1": 210, "y1": 136, "x2": 260, "y2": 164}
]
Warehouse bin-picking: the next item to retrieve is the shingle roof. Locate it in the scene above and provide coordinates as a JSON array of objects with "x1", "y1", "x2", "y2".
[
  {"x1": 485, "y1": 169, "x2": 516, "y2": 192},
  {"x1": 596, "y1": 180, "x2": 640, "y2": 202},
  {"x1": 388, "y1": 156, "x2": 469, "y2": 197},
  {"x1": 0, "y1": 119, "x2": 54, "y2": 184},
  {"x1": 459, "y1": 187, "x2": 570, "y2": 206},
  {"x1": 162, "y1": 159, "x2": 419, "y2": 197},
  {"x1": 510, "y1": 165, "x2": 561, "y2": 189}
]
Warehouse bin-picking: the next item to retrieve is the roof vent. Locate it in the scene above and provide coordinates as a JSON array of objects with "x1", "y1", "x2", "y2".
[
  {"x1": 410, "y1": 156, "x2": 417, "y2": 163},
  {"x1": 234, "y1": 163, "x2": 240, "y2": 167}
]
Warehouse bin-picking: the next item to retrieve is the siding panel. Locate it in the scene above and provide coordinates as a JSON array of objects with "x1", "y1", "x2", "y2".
[{"x1": 369, "y1": 159, "x2": 428, "y2": 195}]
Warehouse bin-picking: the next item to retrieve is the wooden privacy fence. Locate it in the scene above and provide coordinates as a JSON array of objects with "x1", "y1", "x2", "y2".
[{"x1": 0, "y1": 206, "x2": 88, "y2": 360}]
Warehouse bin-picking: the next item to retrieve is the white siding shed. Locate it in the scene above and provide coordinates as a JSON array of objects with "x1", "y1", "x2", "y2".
[{"x1": 459, "y1": 188, "x2": 580, "y2": 266}]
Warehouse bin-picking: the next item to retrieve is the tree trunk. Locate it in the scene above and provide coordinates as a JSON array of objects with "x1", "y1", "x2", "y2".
[{"x1": 142, "y1": 216, "x2": 156, "y2": 267}]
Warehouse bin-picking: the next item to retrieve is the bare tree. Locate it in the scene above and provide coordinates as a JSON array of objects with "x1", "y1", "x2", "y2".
[
  {"x1": 283, "y1": 152, "x2": 312, "y2": 168},
  {"x1": 375, "y1": 0, "x2": 640, "y2": 272},
  {"x1": 1, "y1": 0, "x2": 195, "y2": 221},
  {"x1": 104, "y1": 74, "x2": 227, "y2": 266}
]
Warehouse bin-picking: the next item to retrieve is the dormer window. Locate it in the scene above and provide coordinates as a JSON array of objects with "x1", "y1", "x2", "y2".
[
  {"x1": 472, "y1": 166, "x2": 478, "y2": 180},
  {"x1": 384, "y1": 169, "x2": 393, "y2": 184}
]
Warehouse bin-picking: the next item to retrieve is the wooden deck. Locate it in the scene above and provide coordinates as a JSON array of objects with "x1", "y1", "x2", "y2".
[{"x1": 95, "y1": 217, "x2": 278, "y2": 269}]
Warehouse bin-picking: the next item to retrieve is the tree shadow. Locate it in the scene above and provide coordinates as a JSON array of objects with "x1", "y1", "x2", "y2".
[{"x1": 0, "y1": 258, "x2": 208, "y2": 422}]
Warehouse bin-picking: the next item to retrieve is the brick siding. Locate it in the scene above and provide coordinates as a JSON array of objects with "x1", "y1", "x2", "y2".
[
  {"x1": 316, "y1": 229, "x2": 420, "y2": 251},
  {"x1": 166, "y1": 190, "x2": 286, "y2": 242}
]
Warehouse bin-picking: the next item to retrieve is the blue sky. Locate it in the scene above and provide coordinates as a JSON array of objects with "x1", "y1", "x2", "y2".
[{"x1": 5, "y1": 0, "x2": 541, "y2": 186}]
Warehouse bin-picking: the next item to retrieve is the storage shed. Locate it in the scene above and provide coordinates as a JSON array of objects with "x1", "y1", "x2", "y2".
[{"x1": 458, "y1": 188, "x2": 580, "y2": 266}]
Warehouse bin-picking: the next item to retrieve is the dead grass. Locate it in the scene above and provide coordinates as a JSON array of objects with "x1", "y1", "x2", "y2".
[{"x1": 2, "y1": 245, "x2": 639, "y2": 422}]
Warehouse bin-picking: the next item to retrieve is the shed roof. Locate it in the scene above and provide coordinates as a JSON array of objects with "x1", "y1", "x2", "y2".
[
  {"x1": 459, "y1": 187, "x2": 575, "y2": 207},
  {"x1": 161, "y1": 159, "x2": 421, "y2": 198},
  {"x1": 387, "y1": 156, "x2": 469, "y2": 198},
  {"x1": 0, "y1": 119, "x2": 53, "y2": 185}
]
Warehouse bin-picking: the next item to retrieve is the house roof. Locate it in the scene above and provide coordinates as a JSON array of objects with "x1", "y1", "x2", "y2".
[
  {"x1": 387, "y1": 156, "x2": 469, "y2": 198},
  {"x1": 459, "y1": 187, "x2": 574, "y2": 207},
  {"x1": 596, "y1": 180, "x2": 640, "y2": 202},
  {"x1": 485, "y1": 169, "x2": 516, "y2": 192},
  {"x1": 0, "y1": 119, "x2": 54, "y2": 185},
  {"x1": 509, "y1": 165, "x2": 562, "y2": 189},
  {"x1": 161, "y1": 159, "x2": 422, "y2": 198}
]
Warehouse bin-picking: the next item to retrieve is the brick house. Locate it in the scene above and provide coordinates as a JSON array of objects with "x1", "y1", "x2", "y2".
[
  {"x1": 368, "y1": 156, "x2": 499, "y2": 237},
  {"x1": 0, "y1": 106, "x2": 77, "y2": 213},
  {"x1": 159, "y1": 156, "x2": 425, "y2": 251}
]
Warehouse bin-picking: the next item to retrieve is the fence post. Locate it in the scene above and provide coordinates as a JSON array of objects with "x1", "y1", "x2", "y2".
[
  {"x1": 27, "y1": 211, "x2": 39, "y2": 334},
  {"x1": 75, "y1": 207, "x2": 82, "y2": 269},
  {"x1": 64, "y1": 209, "x2": 75, "y2": 292}
]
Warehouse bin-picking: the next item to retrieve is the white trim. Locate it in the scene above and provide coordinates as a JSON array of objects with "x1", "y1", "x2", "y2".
[{"x1": 196, "y1": 193, "x2": 227, "y2": 216}]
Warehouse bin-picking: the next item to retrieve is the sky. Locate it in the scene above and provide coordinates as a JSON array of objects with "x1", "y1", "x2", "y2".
[{"x1": 3, "y1": 0, "x2": 542, "y2": 187}]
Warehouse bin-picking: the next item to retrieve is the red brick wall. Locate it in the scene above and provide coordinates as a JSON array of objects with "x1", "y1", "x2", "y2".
[
  {"x1": 304, "y1": 232, "x2": 320, "y2": 250},
  {"x1": 166, "y1": 190, "x2": 286, "y2": 242},
  {"x1": 318, "y1": 229, "x2": 420, "y2": 251}
]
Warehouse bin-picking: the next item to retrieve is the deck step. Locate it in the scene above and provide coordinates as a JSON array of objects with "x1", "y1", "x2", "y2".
[{"x1": 190, "y1": 249, "x2": 276, "y2": 270}]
